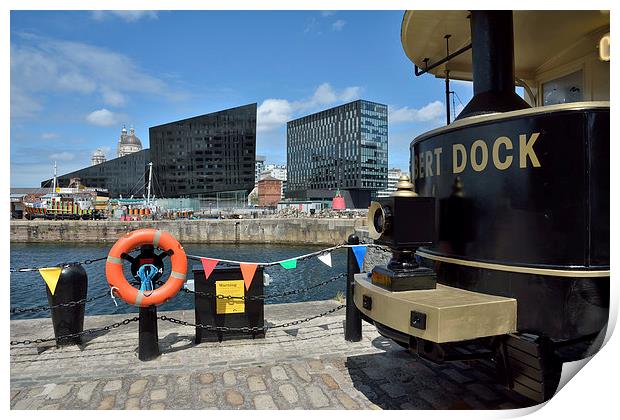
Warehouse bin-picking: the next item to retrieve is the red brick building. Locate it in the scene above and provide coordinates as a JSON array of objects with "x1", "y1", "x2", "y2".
[{"x1": 257, "y1": 176, "x2": 282, "y2": 207}]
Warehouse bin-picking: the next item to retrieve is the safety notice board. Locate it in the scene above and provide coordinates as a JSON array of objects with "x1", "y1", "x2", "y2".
[{"x1": 216, "y1": 280, "x2": 245, "y2": 314}]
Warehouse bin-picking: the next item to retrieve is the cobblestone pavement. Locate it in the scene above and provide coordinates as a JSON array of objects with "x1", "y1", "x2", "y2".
[{"x1": 10, "y1": 301, "x2": 533, "y2": 410}]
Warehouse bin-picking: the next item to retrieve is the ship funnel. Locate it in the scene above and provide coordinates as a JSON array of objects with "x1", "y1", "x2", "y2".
[{"x1": 456, "y1": 11, "x2": 530, "y2": 120}]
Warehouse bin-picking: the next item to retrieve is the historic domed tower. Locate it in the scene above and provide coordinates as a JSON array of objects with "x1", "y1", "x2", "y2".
[
  {"x1": 117, "y1": 125, "x2": 143, "y2": 158},
  {"x1": 91, "y1": 148, "x2": 106, "y2": 166}
]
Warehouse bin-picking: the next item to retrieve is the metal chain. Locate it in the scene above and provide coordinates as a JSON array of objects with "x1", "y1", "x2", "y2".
[
  {"x1": 10, "y1": 316, "x2": 139, "y2": 346},
  {"x1": 168, "y1": 272, "x2": 347, "y2": 301},
  {"x1": 10, "y1": 291, "x2": 111, "y2": 314},
  {"x1": 10, "y1": 256, "x2": 108, "y2": 273},
  {"x1": 186, "y1": 242, "x2": 350, "y2": 267},
  {"x1": 158, "y1": 304, "x2": 345, "y2": 333}
]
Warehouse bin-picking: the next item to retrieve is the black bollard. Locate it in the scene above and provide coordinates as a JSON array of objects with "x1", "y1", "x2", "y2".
[
  {"x1": 345, "y1": 234, "x2": 362, "y2": 342},
  {"x1": 45, "y1": 263, "x2": 88, "y2": 346},
  {"x1": 139, "y1": 305, "x2": 160, "y2": 361}
]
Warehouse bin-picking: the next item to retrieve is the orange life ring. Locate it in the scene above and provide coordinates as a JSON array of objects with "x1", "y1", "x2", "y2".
[{"x1": 105, "y1": 229, "x2": 187, "y2": 307}]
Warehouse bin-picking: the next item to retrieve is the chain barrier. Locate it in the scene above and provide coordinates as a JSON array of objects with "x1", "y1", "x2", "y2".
[
  {"x1": 167, "y1": 272, "x2": 347, "y2": 301},
  {"x1": 159, "y1": 304, "x2": 346, "y2": 333},
  {"x1": 9, "y1": 316, "x2": 139, "y2": 346},
  {"x1": 10, "y1": 291, "x2": 111, "y2": 314},
  {"x1": 10, "y1": 256, "x2": 108, "y2": 273}
]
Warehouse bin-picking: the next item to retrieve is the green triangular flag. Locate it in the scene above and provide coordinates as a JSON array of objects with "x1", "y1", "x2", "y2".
[{"x1": 279, "y1": 259, "x2": 297, "y2": 269}]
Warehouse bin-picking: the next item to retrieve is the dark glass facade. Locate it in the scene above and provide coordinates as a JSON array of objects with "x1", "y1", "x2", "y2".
[
  {"x1": 42, "y1": 104, "x2": 257, "y2": 200},
  {"x1": 286, "y1": 100, "x2": 388, "y2": 207},
  {"x1": 41, "y1": 149, "x2": 150, "y2": 198},
  {"x1": 149, "y1": 104, "x2": 257, "y2": 198}
]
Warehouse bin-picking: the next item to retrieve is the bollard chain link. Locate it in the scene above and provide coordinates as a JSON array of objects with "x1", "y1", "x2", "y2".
[
  {"x1": 168, "y1": 272, "x2": 347, "y2": 301},
  {"x1": 158, "y1": 304, "x2": 346, "y2": 333},
  {"x1": 10, "y1": 256, "x2": 108, "y2": 273},
  {"x1": 10, "y1": 316, "x2": 139, "y2": 346},
  {"x1": 10, "y1": 291, "x2": 111, "y2": 314}
]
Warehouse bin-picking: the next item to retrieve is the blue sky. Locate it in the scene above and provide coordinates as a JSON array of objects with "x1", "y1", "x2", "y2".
[{"x1": 10, "y1": 10, "x2": 473, "y2": 187}]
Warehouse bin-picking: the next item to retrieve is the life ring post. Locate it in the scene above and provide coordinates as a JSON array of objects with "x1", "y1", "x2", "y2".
[{"x1": 138, "y1": 305, "x2": 160, "y2": 361}]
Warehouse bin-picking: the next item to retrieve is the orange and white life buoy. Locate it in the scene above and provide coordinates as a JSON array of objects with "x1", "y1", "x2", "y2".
[{"x1": 106, "y1": 229, "x2": 187, "y2": 307}]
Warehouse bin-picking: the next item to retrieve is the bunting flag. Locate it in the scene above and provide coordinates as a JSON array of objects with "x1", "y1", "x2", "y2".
[
  {"x1": 240, "y1": 263, "x2": 258, "y2": 290},
  {"x1": 352, "y1": 245, "x2": 368, "y2": 272},
  {"x1": 279, "y1": 259, "x2": 297, "y2": 270},
  {"x1": 318, "y1": 252, "x2": 332, "y2": 267},
  {"x1": 200, "y1": 257, "x2": 219, "y2": 281},
  {"x1": 39, "y1": 267, "x2": 62, "y2": 295}
]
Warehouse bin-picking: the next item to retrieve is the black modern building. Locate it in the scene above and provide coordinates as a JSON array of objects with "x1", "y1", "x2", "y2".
[
  {"x1": 286, "y1": 100, "x2": 388, "y2": 208},
  {"x1": 42, "y1": 104, "x2": 257, "y2": 201},
  {"x1": 42, "y1": 149, "x2": 150, "y2": 198},
  {"x1": 149, "y1": 103, "x2": 256, "y2": 198}
]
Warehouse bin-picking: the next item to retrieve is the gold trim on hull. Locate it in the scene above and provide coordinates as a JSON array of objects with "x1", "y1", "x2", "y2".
[{"x1": 416, "y1": 251, "x2": 610, "y2": 278}]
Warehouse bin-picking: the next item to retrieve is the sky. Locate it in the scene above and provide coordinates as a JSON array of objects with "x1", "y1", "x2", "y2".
[{"x1": 10, "y1": 10, "x2": 474, "y2": 187}]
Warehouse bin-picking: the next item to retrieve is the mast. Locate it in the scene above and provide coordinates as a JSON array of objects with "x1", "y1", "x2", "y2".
[
  {"x1": 52, "y1": 161, "x2": 57, "y2": 195},
  {"x1": 146, "y1": 162, "x2": 153, "y2": 204}
]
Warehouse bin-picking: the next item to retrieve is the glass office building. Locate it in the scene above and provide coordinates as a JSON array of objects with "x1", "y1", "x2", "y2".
[
  {"x1": 149, "y1": 103, "x2": 257, "y2": 199},
  {"x1": 43, "y1": 104, "x2": 257, "y2": 204},
  {"x1": 42, "y1": 149, "x2": 150, "y2": 198},
  {"x1": 286, "y1": 100, "x2": 388, "y2": 208}
]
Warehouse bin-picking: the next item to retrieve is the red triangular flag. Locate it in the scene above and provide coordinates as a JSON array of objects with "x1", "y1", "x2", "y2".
[
  {"x1": 240, "y1": 263, "x2": 258, "y2": 290},
  {"x1": 200, "y1": 258, "x2": 219, "y2": 281}
]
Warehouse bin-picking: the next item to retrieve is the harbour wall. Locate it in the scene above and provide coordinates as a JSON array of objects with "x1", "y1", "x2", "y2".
[{"x1": 10, "y1": 218, "x2": 368, "y2": 245}]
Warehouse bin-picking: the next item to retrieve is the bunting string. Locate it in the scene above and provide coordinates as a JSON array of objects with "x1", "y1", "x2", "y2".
[{"x1": 186, "y1": 243, "x2": 377, "y2": 267}]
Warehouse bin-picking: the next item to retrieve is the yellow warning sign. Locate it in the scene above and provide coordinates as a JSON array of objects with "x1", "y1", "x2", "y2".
[{"x1": 216, "y1": 280, "x2": 245, "y2": 314}]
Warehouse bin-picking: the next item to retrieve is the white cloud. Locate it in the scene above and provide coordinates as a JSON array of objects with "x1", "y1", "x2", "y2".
[
  {"x1": 11, "y1": 33, "x2": 185, "y2": 119},
  {"x1": 10, "y1": 87, "x2": 42, "y2": 118},
  {"x1": 41, "y1": 133, "x2": 59, "y2": 140},
  {"x1": 100, "y1": 86, "x2": 127, "y2": 106},
  {"x1": 389, "y1": 101, "x2": 445, "y2": 124},
  {"x1": 321, "y1": 11, "x2": 336, "y2": 17},
  {"x1": 49, "y1": 152, "x2": 75, "y2": 161},
  {"x1": 256, "y1": 99, "x2": 294, "y2": 132},
  {"x1": 91, "y1": 11, "x2": 158, "y2": 22},
  {"x1": 332, "y1": 20, "x2": 346, "y2": 31},
  {"x1": 256, "y1": 83, "x2": 362, "y2": 132},
  {"x1": 86, "y1": 109, "x2": 122, "y2": 126}
]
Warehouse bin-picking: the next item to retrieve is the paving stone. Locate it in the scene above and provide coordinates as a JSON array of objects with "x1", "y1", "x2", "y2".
[
  {"x1": 223, "y1": 371, "x2": 237, "y2": 387},
  {"x1": 247, "y1": 376, "x2": 267, "y2": 392},
  {"x1": 150, "y1": 402, "x2": 166, "y2": 410},
  {"x1": 291, "y1": 363, "x2": 312, "y2": 382},
  {"x1": 254, "y1": 394, "x2": 278, "y2": 410},
  {"x1": 442, "y1": 368, "x2": 474, "y2": 384},
  {"x1": 307, "y1": 359, "x2": 324, "y2": 372},
  {"x1": 125, "y1": 397, "x2": 141, "y2": 409},
  {"x1": 335, "y1": 391, "x2": 359, "y2": 409},
  {"x1": 150, "y1": 388, "x2": 168, "y2": 401},
  {"x1": 419, "y1": 389, "x2": 450, "y2": 409},
  {"x1": 466, "y1": 383, "x2": 500, "y2": 401},
  {"x1": 128, "y1": 379, "x2": 148, "y2": 396},
  {"x1": 200, "y1": 388, "x2": 217, "y2": 404},
  {"x1": 77, "y1": 382, "x2": 98, "y2": 402},
  {"x1": 320, "y1": 374, "x2": 339, "y2": 390},
  {"x1": 278, "y1": 383, "x2": 299, "y2": 405},
  {"x1": 379, "y1": 382, "x2": 407, "y2": 398},
  {"x1": 176, "y1": 374, "x2": 191, "y2": 393},
  {"x1": 270, "y1": 366, "x2": 288, "y2": 381},
  {"x1": 225, "y1": 389, "x2": 244, "y2": 406},
  {"x1": 305, "y1": 385, "x2": 329, "y2": 408},
  {"x1": 98, "y1": 395, "x2": 116, "y2": 410},
  {"x1": 156, "y1": 376, "x2": 167, "y2": 385},
  {"x1": 48, "y1": 384, "x2": 72, "y2": 400},
  {"x1": 199, "y1": 373, "x2": 214, "y2": 384},
  {"x1": 102, "y1": 379, "x2": 122, "y2": 392}
]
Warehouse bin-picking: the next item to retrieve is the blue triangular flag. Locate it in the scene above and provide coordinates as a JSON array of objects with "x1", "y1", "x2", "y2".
[{"x1": 352, "y1": 245, "x2": 367, "y2": 271}]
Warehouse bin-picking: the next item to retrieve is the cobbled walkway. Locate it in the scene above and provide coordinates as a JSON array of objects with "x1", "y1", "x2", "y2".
[{"x1": 10, "y1": 300, "x2": 533, "y2": 410}]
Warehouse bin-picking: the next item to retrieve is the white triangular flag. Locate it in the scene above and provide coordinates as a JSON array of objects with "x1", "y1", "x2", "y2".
[{"x1": 318, "y1": 252, "x2": 332, "y2": 267}]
